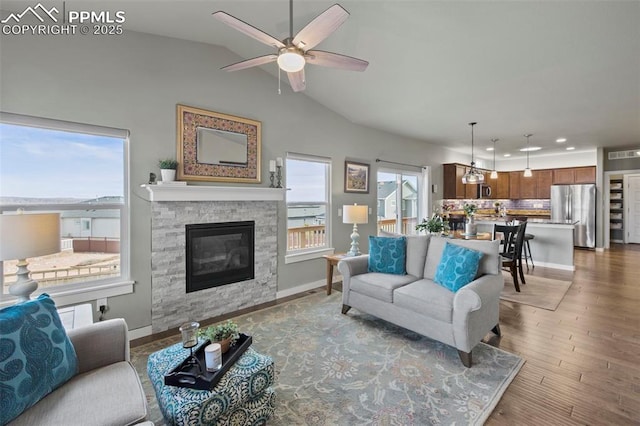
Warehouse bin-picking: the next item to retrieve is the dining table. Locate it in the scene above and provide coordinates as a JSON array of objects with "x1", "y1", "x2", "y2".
[{"x1": 449, "y1": 230, "x2": 493, "y2": 240}]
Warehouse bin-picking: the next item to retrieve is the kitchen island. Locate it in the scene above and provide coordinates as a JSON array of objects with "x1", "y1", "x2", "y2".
[{"x1": 474, "y1": 217, "x2": 576, "y2": 271}]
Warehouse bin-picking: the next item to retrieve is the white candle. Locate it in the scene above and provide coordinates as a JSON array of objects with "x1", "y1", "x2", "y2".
[
  {"x1": 269, "y1": 160, "x2": 276, "y2": 172},
  {"x1": 205, "y1": 343, "x2": 222, "y2": 372},
  {"x1": 276, "y1": 157, "x2": 283, "y2": 167}
]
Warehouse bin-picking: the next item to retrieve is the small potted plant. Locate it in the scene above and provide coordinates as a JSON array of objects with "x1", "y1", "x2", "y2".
[
  {"x1": 158, "y1": 159, "x2": 178, "y2": 182},
  {"x1": 416, "y1": 214, "x2": 446, "y2": 235},
  {"x1": 199, "y1": 320, "x2": 240, "y2": 353}
]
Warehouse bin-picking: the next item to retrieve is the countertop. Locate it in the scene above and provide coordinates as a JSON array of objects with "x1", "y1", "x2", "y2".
[{"x1": 474, "y1": 216, "x2": 577, "y2": 226}]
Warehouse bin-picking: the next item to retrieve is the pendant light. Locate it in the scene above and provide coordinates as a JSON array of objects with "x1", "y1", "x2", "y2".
[
  {"x1": 462, "y1": 122, "x2": 485, "y2": 184},
  {"x1": 490, "y1": 138, "x2": 498, "y2": 179},
  {"x1": 523, "y1": 133, "x2": 533, "y2": 177}
]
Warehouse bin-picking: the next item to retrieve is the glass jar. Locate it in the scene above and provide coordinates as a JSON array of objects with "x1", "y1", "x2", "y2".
[{"x1": 179, "y1": 321, "x2": 200, "y2": 349}]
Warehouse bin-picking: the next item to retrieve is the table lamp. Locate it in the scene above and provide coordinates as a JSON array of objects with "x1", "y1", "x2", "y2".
[
  {"x1": 343, "y1": 204, "x2": 368, "y2": 256},
  {"x1": 0, "y1": 212, "x2": 61, "y2": 302}
]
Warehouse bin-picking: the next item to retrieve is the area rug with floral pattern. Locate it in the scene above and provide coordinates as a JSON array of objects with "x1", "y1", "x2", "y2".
[{"x1": 132, "y1": 291, "x2": 523, "y2": 425}]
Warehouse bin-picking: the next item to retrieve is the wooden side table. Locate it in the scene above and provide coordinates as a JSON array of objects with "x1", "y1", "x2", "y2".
[{"x1": 322, "y1": 253, "x2": 348, "y2": 295}]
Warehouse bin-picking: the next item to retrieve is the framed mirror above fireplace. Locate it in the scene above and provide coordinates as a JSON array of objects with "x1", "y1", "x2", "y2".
[
  {"x1": 185, "y1": 221, "x2": 255, "y2": 293},
  {"x1": 177, "y1": 104, "x2": 261, "y2": 183}
]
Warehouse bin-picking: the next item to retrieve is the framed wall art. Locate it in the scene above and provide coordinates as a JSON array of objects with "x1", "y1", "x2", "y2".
[
  {"x1": 344, "y1": 161, "x2": 370, "y2": 193},
  {"x1": 177, "y1": 104, "x2": 261, "y2": 183}
]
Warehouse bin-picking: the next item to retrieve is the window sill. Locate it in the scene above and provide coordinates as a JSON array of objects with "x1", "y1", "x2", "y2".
[
  {"x1": 0, "y1": 280, "x2": 135, "y2": 308},
  {"x1": 285, "y1": 248, "x2": 335, "y2": 264}
]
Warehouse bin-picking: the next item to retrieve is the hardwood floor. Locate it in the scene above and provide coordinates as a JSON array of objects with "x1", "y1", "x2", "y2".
[
  {"x1": 486, "y1": 244, "x2": 640, "y2": 425},
  {"x1": 133, "y1": 244, "x2": 640, "y2": 424}
]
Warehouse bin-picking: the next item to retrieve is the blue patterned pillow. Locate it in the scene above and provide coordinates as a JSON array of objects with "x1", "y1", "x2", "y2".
[
  {"x1": 434, "y1": 242, "x2": 484, "y2": 292},
  {"x1": 0, "y1": 294, "x2": 78, "y2": 424},
  {"x1": 368, "y1": 236, "x2": 407, "y2": 275}
]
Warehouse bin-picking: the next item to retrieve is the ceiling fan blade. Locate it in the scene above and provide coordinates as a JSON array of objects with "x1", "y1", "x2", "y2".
[
  {"x1": 213, "y1": 11, "x2": 285, "y2": 49},
  {"x1": 292, "y1": 4, "x2": 349, "y2": 51},
  {"x1": 305, "y1": 50, "x2": 369, "y2": 72},
  {"x1": 221, "y1": 54, "x2": 278, "y2": 72},
  {"x1": 287, "y1": 69, "x2": 306, "y2": 92}
]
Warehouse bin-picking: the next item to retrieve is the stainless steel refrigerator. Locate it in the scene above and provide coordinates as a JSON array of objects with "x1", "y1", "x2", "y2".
[{"x1": 550, "y1": 184, "x2": 596, "y2": 248}]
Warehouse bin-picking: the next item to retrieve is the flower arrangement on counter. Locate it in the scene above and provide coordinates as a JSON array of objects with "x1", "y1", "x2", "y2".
[{"x1": 463, "y1": 203, "x2": 478, "y2": 216}]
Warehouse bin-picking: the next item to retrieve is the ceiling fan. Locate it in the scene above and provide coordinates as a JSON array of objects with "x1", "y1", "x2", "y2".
[{"x1": 213, "y1": 0, "x2": 369, "y2": 92}]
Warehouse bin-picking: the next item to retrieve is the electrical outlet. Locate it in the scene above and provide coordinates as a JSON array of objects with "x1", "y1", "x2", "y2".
[{"x1": 97, "y1": 298, "x2": 107, "y2": 311}]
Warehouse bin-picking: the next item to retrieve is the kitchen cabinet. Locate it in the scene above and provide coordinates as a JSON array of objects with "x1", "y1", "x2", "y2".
[
  {"x1": 552, "y1": 166, "x2": 596, "y2": 184},
  {"x1": 574, "y1": 167, "x2": 596, "y2": 183},
  {"x1": 509, "y1": 172, "x2": 521, "y2": 199},
  {"x1": 552, "y1": 168, "x2": 574, "y2": 184},
  {"x1": 443, "y1": 163, "x2": 486, "y2": 199},
  {"x1": 443, "y1": 163, "x2": 466, "y2": 199},
  {"x1": 520, "y1": 172, "x2": 537, "y2": 198},
  {"x1": 536, "y1": 170, "x2": 553, "y2": 198},
  {"x1": 444, "y1": 164, "x2": 594, "y2": 200},
  {"x1": 494, "y1": 172, "x2": 510, "y2": 199}
]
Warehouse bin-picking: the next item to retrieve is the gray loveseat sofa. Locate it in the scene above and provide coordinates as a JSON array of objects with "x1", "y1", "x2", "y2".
[
  {"x1": 10, "y1": 318, "x2": 151, "y2": 426},
  {"x1": 338, "y1": 235, "x2": 503, "y2": 367}
]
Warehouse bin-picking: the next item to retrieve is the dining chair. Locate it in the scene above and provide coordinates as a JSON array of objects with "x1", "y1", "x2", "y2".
[
  {"x1": 493, "y1": 223, "x2": 527, "y2": 292},
  {"x1": 512, "y1": 216, "x2": 535, "y2": 270}
]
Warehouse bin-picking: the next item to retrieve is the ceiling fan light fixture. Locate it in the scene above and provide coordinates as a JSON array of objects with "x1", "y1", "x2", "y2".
[{"x1": 277, "y1": 48, "x2": 305, "y2": 72}]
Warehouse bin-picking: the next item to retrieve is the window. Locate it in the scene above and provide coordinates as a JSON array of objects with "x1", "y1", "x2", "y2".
[
  {"x1": 0, "y1": 112, "x2": 131, "y2": 305},
  {"x1": 285, "y1": 153, "x2": 332, "y2": 263}
]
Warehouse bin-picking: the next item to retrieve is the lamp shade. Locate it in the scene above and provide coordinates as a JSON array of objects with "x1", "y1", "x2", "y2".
[
  {"x1": 343, "y1": 204, "x2": 368, "y2": 225},
  {"x1": 0, "y1": 213, "x2": 61, "y2": 261}
]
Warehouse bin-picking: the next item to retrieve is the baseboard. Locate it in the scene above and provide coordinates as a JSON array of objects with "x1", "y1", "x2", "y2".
[
  {"x1": 531, "y1": 261, "x2": 575, "y2": 271},
  {"x1": 276, "y1": 279, "x2": 326, "y2": 299},
  {"x1": 129, "y1": 325, "x2": 153, "y2": 340}
]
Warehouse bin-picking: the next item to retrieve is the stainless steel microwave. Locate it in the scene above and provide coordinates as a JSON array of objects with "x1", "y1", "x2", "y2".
[{"x1": 477, "y1": 184, "x2": 492, "y2": 198}]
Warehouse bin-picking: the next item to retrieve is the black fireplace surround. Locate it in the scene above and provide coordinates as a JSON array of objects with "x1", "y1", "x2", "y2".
[{"x1": 185, "y1": 221, "x2": 255, "y2": 293}]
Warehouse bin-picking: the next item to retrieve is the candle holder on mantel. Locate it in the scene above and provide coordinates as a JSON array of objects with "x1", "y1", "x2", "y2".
[
  {"x1": 269, "y1": 171, "x2": 276, "y2": 188},
  {"x1": 276, "y1": 166, "x2": 283, "y2": 188}
]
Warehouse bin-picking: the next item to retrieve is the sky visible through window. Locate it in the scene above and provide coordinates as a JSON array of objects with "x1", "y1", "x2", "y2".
[
  {"x1": 286, "y1": 159, "x2": 326, "y2": 203},
  {"x1": 0, "y1": 123, "x2": 123, "y2": 200}
]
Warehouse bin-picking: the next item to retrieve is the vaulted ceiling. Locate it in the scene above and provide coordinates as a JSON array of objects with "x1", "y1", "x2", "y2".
[{"x1": 3, "y1": 1, "x2": 639, "y2": 161}]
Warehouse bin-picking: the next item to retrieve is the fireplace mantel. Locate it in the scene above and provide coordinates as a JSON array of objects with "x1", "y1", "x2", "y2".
[{"x1": 140, "y1": 184, "x2": 284, "y2": 202}]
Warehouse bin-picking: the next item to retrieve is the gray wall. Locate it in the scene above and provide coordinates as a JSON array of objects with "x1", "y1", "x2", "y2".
[
  {"x1": 603, "y1": 146, "x2": 640, "y2": 171},
  {"x1": 0, "y1": 30, "x2": 459, "y2": 330}
]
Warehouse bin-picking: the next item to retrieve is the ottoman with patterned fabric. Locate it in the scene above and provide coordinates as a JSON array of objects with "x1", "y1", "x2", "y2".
[{"x1": 147, "y1": 341, "x2": 275, "y2": 425}]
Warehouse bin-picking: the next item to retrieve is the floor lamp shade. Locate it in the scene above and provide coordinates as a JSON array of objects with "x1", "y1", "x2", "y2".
[
  {"x1": 343, "y1": 204, "x2": 368, "y2": 257},
  {"x1": 0, "y1": 213, "x2": 61, "y2": 302}
]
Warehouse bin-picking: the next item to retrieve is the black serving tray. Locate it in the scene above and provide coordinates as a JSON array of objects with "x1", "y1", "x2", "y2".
[{"x1": 164, "y1": 333, "x2": 252, "y2": 391}]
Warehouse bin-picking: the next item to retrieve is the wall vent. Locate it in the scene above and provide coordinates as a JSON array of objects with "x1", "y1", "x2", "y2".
[{"x1": 608, "y1": 149, "x2": 640, "y2": 160}]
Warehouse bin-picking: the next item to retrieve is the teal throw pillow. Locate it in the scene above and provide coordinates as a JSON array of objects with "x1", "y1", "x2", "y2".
[
  {"x1": 434, "y1": 242, "x2": 484, "y2": 292},
  {"x1": 0, "y1": 294, "x2": 78, "y2": 424},
  {"x1": 368, "y1": 236, "x2": 407, "y2": 275}
]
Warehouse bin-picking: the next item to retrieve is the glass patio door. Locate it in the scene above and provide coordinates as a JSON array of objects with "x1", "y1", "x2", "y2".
[{"x1": 376, "y1": 170, "x2": 422, "y2": 235}]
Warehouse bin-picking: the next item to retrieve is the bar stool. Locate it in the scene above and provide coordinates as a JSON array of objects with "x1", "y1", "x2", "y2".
[
  {"x1": 448, "y1": 214, "x2": 465, "y2": 231},
  {"x1": 513, "y1": 216, "x2": 534, "y2": 269}
]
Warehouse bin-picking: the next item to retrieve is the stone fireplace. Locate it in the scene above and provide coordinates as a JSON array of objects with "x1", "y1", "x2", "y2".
[{"x1": 144, "y1": 186, "x2": 282, "y2": 333}]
